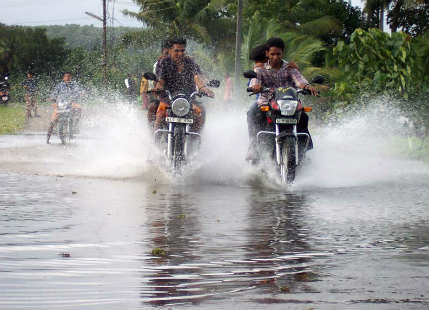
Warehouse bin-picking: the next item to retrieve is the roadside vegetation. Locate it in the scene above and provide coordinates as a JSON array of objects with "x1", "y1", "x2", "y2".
[{"x1": 0, "y1": 104, "x2": 25, "y2": 134}]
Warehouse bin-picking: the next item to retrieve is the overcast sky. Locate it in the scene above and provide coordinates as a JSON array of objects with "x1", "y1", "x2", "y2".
[
  {"x1": 1, "y1": 0, "x2": 363, "y2": 28},
  {"x1": 1, "y1": 0, "x2": 142, "y2": 27}
]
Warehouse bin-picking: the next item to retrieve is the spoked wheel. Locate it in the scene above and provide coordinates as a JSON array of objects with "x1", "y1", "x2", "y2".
[
  {"x1": 58, "y1": 118, "x2": 66, "y2": 145},
  {"x1": 172, "y1": 126, "x2": 185, "y2": 173},
  {"x1": 280, "y1": 136, "x2": 296, "y2": 184},
  {"x1": 68, "y1": 118, "x2": 74, "y2": 141}
]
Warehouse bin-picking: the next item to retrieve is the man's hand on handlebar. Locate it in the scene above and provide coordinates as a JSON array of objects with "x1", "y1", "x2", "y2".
[
  {"x1": 250, "y1": 84, "x2": 262, "y2": 93},
  {"x1": 200, "y1": 87, "x2": 215, "y2": 98},
  {"x1": 304, "y1": 84, "x2": 319, "y2": 96}
]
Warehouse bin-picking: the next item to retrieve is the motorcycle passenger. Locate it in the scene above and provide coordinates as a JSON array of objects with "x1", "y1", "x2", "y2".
[
  {"x1": 153, "y1": 38, "x2": 214, "y2": 131},
  {"x1": 46, "y1": 72, "x2": 82, "y2": 144},
  {"x1": 144, "y1": 39, "x2": 171, "y2": 124},
  {"x1": 247, "y1": 37, "x2": 317, "y2": 161},
  {"x1": 22, "y1": 71, "x2": 40, "y2": 119}
]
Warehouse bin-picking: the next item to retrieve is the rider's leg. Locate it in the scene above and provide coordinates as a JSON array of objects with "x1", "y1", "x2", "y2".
[
  {"x1": 154, "y1": 101, "x2": 168, "y2": 130},
  {"x1": 192, "y1": 103, "x2": 205, "y2": 132},
  {"x1": 246, "y1": 102, "x2": 263, "y2": 160},
  {"x1": 46, "y1": 109, "x2": 58, "y2": 144},
  {"x1": 147, "y1": 99, "x2": 160, "y2": 128},
  {"x1": 25, "y1": 94, "x2": 32, "y2": 120},
  {"x1": 297, "y1": 112, "x2": 313, "y2": 150},
  {"x1": 33, "y1": 96, "x2": 40, "y2": 117}
]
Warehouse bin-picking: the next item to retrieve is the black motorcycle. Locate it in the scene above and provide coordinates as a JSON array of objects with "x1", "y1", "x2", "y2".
[
  {"x1": 0, "y1": 74, "x2": 10, "y2": 105},
  {"x1": 244, "y1": 70, "x2": 324, "y2": 184},
  {"x1": 144, "y1": 72, "x2": 219, "y2": 173}
]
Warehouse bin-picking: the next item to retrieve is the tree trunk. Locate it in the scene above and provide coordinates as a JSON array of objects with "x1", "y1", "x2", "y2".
[{"x1": 379, "y1": 4, "x2": 384, "y2": 31}]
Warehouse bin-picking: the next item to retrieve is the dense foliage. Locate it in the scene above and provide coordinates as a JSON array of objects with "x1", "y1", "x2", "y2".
[{"x1": 0, "y1": 24, "x2": 67, "y2": 76}]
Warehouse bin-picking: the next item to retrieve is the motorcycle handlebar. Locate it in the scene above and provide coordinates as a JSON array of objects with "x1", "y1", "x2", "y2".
[{"x1": 247, "y1": 87, "x2": 316, "y2": 96}]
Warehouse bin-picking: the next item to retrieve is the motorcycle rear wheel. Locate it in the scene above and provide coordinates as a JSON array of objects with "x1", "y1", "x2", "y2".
[{"x1": 58, "y1": 119, "x2": 66, "y2": 145}]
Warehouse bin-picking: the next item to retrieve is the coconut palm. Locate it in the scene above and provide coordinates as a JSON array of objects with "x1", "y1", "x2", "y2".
[{"x1": 240, "y1": 13, "x2": 327, "y2": 77}]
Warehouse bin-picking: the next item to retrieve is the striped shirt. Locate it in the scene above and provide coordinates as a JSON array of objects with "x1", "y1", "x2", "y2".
[{"x1": 250, "y1": 60, "x2": 309, "y2": 105}]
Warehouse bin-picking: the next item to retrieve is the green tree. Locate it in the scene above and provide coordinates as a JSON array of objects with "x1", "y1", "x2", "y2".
[
  {"x1": 388, "y1": 0, "x2": 429, "y2": 35},
  {"x1": 0, "y1": 24, "x2": 67, "y2": 76},
  {"x1": 332, "y1": 28, "x2": 416, "y2": 100},
  {"x1": 240, "y1": 13, "x2": 326, "y2": 78},
  {"x1": 124, "y1": 0, "x2": 235, "y2": 49}
]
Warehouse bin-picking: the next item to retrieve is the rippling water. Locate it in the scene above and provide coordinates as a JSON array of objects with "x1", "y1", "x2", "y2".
[
  {"x1": 1, "y1": 104, "x2": 428, "y2": 309},
  {"x1": 1, "y1": 171, "x2": 428, "y2": 309}
]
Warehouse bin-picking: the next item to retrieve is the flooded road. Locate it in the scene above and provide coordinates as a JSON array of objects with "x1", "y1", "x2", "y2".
[{"x1": 0, "y1": 105, "x2": 428, "y2": 309}]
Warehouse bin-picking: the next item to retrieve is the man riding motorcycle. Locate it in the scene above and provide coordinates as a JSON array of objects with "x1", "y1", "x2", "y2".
[
  {"x1": 153, "y1": 38, "x2": 214, "y2": 131},
  {"x1": 246, "y1": 37, "x2": 317, "y2": 161},
  {"x1": 46, "y1": 72, "x2": 82, "y2": 144}
]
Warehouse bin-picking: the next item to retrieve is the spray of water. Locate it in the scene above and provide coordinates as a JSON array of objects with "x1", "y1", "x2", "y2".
[{"x1": 1, "y1": 95, "x2": 427, "y2": 188}]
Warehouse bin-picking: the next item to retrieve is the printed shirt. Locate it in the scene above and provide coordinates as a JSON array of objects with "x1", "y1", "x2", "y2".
[
  {"x1": 50, "y1": 81, "x2": 82, "y2": 104},
  {"x1": 250, "y1": 60, "x2": 309, "y2": 105},
  {"x1": 22, "y1": 78, "x2": 38, "y2": 94},
  {"x1": 158, "y1": 56, "x2": 202, "y2": 98}
]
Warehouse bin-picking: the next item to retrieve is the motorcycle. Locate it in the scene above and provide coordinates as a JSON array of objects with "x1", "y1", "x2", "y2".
[
  {"x1": 143, "y1": 72, "x2": 219, "y2": 173},
  {"x1": 243, "y1": 70, "x2": 324, "y2": 184},
  {"x1": 0, "y1": 74, "x2": 10, "y2": 105},
  {"x1": 56, "y1": 100, "x2": 80, "y2": 145}
]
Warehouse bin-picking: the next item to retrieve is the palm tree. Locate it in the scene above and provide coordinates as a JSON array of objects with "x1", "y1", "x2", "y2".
[
  {"x1": 240, "y1": 13, "x2": 326, "y2": 77},
  {"x1": 363, "y1": 0, "x2": 394, "y2": 31}
]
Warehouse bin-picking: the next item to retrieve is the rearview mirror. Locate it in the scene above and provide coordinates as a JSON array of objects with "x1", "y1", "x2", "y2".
[
  {"x1": 207, "y1": 80, "x2": 220, "y2": 88},
  {"x1": 243, "y1": 70, "x2": 257, "y2": 79},
  {"x1": 310, "y1": 75, "x2": 324, "y2": 84},
  {"x1": 143, "y1": 72, "x2": 157, "y2": 81}
]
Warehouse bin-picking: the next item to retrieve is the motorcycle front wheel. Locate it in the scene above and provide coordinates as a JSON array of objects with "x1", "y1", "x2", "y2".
[
  {"x1": 173, "y1": 125, "x2": 185, "y2": 172},
  {"x1": 280, "y1": 136, "x2": 296, "y2": 184}
]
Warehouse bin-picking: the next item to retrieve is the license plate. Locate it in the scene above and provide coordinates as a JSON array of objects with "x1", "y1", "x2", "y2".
[
  {"x1": 166, "y1": 117, "x2": 193, "y2": 124},
  {"x1": 2, "y1": 96, "x2": 8, "y2": 101},
  {"x1": 276, "y1": 118, "x2": 297, "y2": 124}
]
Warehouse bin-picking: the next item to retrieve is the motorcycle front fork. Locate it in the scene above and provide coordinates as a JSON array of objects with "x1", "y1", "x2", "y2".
[
  {"x1": 275, "y1": 124, "x2": 298, "y2": 166},
  {"x1": 166, "y1": 123, "x2": 193, "y2": 160}
]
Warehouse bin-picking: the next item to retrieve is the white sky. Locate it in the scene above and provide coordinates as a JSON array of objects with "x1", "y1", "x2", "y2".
[
  {"x1": 1, "y1": 0, "x2": 363, "y2": 27},
  {"x1": 1, "y1": 0, "x2": 142, "y2": 27}
]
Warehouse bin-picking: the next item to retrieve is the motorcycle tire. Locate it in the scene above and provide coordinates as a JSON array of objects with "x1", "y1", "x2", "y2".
[
  {"x1": 173, "y1": 125, "x2": 185, "y2": 172},
  {"x1": 280, "y1": 136, "x2": 296, "y2": 184},
  {"x1": 58, "y1": 119, "x2": 66, "y2": 145},
  {"x1": 68, "y1": 118, "x2": 74, "y2": 140}
]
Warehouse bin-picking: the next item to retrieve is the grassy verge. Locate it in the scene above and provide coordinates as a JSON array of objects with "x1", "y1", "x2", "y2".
[{"x1": 0, "y1": 104, "x2": 26, "y2": 134}]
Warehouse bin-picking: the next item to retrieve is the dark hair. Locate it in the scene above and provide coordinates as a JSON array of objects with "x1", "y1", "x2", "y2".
[
  {"x1": 266, "y1": 37, "x2": 285, "y2": 51},
  {"x1": 249, "y1": 44, "x2": 267, "y2": 62},
  {"x1": 63, "y1": 71, "x2": 72, "y2": 76},
  {"x1": 169, "y1": 38, "x2": 187, "y2": 47},
  {"x1": 161, "y1": 39, "x2": 171, "y2": 50}
]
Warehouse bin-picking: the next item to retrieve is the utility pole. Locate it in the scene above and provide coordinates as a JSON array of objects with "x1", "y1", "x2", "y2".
[
  {"x1": 102, "y1": 0, "x2": 107, "y2": 83},
  {"x1": 234, "y1": 0, "x2": 243, "y2": 94}
]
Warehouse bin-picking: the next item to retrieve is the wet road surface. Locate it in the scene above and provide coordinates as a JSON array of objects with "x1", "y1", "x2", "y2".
[{"x1": 0, "y1": 106, "x2": 428, "y2": 309}]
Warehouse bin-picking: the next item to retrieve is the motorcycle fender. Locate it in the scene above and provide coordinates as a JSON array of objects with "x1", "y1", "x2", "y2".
[{"x1": 275, "y1": 128, "x2": 296, "y2": 142}]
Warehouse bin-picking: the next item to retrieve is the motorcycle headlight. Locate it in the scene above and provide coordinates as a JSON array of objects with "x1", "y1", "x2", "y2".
[
  {"x1": 171, "y1": 98, "x2": 190, "y2": 117},
  {"x1": 278, "y1": 100, "x2": 298, "y2": 116}
]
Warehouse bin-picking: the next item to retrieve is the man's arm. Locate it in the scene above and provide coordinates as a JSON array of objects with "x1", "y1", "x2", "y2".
[
  {"x1": 194, "y1": 74, "x2": 214, "y2": 98},
  {"x1": 154, "y1": 79, "x2": 165, "y2": 91},
  {"x1": 289, "y1": 68, "x2": 318, "y2": 96},
  {"x1": 249, "y1": 67, "x2": 264, "y2": 93}
]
